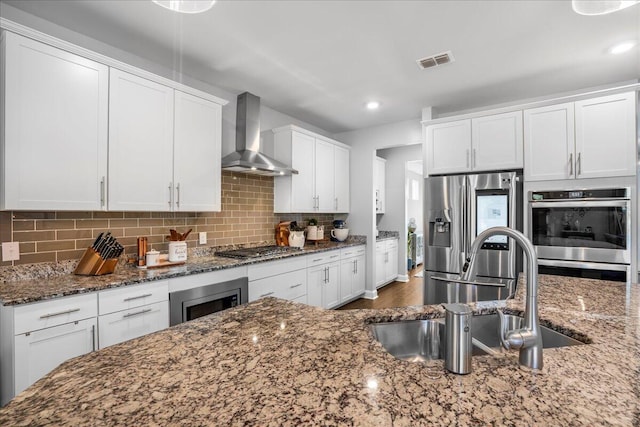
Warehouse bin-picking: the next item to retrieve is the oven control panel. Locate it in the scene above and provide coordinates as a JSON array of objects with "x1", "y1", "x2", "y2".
[{"x1": 530, "y1": 188, "x2": 629, "y2": 201}]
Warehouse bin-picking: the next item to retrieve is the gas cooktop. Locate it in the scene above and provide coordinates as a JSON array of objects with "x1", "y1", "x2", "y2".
[{"x1": 215, "y1": 245, "x2": 303, "y2": 259}]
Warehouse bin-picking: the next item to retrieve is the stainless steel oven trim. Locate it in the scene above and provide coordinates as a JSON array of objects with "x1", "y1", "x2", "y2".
[
  {"x1": 169, "y1": 277, "x2": 248, "y2": 326},
  {"x1": 535, "y1": 246, "x2": 631, "y2": 264},
  {"x1": 538, "y1": 259, "x2": 631, "y2": 273},
  {"x1": 529, "y1": 200, "x2": 629, "y2": 209}
]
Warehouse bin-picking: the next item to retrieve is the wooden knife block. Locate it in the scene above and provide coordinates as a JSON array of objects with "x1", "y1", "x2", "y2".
[{"x1": 74, "y1": 247, "x2": 119, "y2": 276}]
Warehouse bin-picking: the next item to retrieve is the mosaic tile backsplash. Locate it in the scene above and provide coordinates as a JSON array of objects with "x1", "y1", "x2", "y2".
[{"x1": 0, "y1": 172, "x2": 336, "y2": 267}]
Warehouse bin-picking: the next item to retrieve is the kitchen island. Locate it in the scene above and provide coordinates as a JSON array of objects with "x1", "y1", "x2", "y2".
[{"x1": 0, "y1": 274, "x2": 638, "y2": 426}]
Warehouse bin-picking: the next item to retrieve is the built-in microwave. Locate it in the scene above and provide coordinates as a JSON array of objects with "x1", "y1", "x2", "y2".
[
  {"x1": 528, "y1": 188, "x2": 631, "y2": 282},
  {"x1": 169, "y1": 278, "x2": 248, "y2": 326}
]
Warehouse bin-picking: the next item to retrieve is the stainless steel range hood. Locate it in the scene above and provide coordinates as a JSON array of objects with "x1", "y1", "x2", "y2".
[{"x1": 221, "y1": 92, "x2": 298, "y2": 176}]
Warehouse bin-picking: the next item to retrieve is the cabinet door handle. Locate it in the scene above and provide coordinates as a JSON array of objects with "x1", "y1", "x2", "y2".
[
  {"x1": 91, "y1": 324, "x2": 96, "y2": 352},
  {"x1": 353, "y1": 259, "x2": 357, "y2": 274},
  {"x1": 316, "y1": 196, "x2": 320, "y2": 210},
  {"x1": 39, "y1": 308, "x2": 80, "y2": 319},
  {"x1": 260, "y1": 291, "x2": 275, "y2": 298},
  {"x1": 472, "y1": 149, "x2": 477, "y2": 168},
  {"x1": 466, "y1": 149, "x2": 470, "y2": 168},
  {"x1": 168, "y1": 182, "x2": 173, "y2": 207},
  {"x1": 569, "y1": 153, "x2": 573, "y2": 176},
  {"x1": 123, "y1": 308, "x2": 152, "y2": 318},
  {"x1": 176, "y1": 183, "x2": 181, "y2": 208},
  {"x1": 577, "y1": 152, "x2": 581, "y2": 175},
  {"x1": 100, "y1": 177, "x2": 106, "y2": 208},
  {"x1": 123, "y1": 293, "x2": 153, "y2": 302},
  {"x1": 335, "y1": 197, "x2": 338, "y2": 210},
  {"x1": 290, "y1": 283, "x2": 303, "y2": 289}
]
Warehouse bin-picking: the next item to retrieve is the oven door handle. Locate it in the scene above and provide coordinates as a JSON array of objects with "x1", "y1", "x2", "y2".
[{"x1": 529, "y1": 200, "x2": 629, "y2": 208}]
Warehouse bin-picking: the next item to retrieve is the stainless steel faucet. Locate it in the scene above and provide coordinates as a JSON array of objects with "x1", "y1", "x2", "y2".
[{"x1": 460, "y1": 226, "x2": 543, "y2": 370}]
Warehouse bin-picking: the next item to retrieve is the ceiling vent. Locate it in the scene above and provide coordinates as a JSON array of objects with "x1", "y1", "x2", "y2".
[{"x1": 416, "y1": 51, "x2": 455, "y2": 69}]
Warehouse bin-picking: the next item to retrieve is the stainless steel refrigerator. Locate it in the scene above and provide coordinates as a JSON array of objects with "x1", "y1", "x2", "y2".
[{"x1": 423, "y1": 171, "x2": 522, "y2": 305}]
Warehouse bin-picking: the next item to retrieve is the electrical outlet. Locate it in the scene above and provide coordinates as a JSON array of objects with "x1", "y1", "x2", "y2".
[
  {"x1": 199, "y1": 232, "x2": 207, "y2": 245},
  {"x1": 2, "y1": 242, "x2": 20, "y2": 261}
]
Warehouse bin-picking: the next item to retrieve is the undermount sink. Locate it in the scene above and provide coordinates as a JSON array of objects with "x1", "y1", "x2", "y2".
[
  {"x1": 470, "y1": 314, "x2": 585, "y2": 349},
  {"x1": 370, "y1": 314, "x2": 584, "y2": 363}
]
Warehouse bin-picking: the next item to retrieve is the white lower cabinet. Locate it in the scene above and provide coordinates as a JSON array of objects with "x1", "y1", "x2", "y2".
[
  {"x1": 308, "y1": 262, "x2": 340, "y2": 309},
  {"x1": 14, "y1": 318, "x2": 97, "y2": 396},
  {"x1": 249, "y1": 269, "x2": 307, "y2": 302},
  {"x1": 98, "y1": 301, "x2": 168, "y2": 349},
  {"x1": 97, "y1": 281, "x2": 169, "y2": 349},
  {"x1": 1, "y1": 293, "x2": 98, "y2": 405},
  {"x1": 339, "y1": 245, "x2": 366, "y2": 303},
  {"x1": 375, "y1": 239, "x2": 399, "y2": 288},
  {"x1": 248, "y1": 257, "x2": 308, "y2": 302}
]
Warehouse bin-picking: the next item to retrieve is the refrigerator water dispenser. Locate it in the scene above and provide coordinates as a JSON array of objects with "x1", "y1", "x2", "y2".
[{"x1": 428, "y1": 210, "x2": 452, "y2": 248}]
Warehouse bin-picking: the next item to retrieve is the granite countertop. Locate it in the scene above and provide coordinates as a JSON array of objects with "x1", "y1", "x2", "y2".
[
  {"x1": 0, "y1": 237, "x2": 366, "y2": 306},
  {"x1": 376, "y1": 230, "x2": 399, "y2": 241},
  {"x1": 1, "y1": 274, "x2": 638, "y2": 425}
]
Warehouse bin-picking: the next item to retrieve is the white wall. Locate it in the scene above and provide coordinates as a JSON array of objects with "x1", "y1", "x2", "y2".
[
  {"x1": 335, "y1": 119, "x2": 422, "y2": 297},
  {"x1": 377, "y1": 144, "x2": 423, "y2": 280},
  {"x1": 406, "y1": 169, "x2": 423, "y2": 235},
  {"x1": 0, "y1": 4, "x2": 326, "y2": 160}
]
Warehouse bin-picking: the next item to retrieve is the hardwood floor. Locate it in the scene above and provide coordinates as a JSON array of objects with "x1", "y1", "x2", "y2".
[{"x1": 338, "y1": 267, "x2": 424, "y2": 310}]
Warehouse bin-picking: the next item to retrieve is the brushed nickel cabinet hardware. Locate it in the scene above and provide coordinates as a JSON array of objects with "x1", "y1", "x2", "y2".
[
  {"x1": 100, "y1": 177, "x2": 105, "y2": 207},
  {"x1": 39, "y1": 308, "x2": 81, "y2": 319},
  {"x1": 569, "y1": 153, "x2": 573, "y2": 176},
  {"x1": 123, "y1": 293, "x2": 152, "y2": 302},
  {"x1": 123, "y1": 308, "x2": 152, "y2": 318}
]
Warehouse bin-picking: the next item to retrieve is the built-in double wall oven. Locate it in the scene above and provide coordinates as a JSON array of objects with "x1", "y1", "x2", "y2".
[{"x1": 529, "y1": 188, "x2": 631, "y2": 282}]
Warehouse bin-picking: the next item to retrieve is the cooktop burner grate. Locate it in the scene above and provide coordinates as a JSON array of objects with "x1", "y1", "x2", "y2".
[{"x1": 216, "y1": 245, "x2": 302, "y2": 259}]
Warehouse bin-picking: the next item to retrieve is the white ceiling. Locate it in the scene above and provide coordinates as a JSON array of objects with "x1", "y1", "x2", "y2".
[{"x1": 3, "y1": 0, "x2": 639, "y2": 133}]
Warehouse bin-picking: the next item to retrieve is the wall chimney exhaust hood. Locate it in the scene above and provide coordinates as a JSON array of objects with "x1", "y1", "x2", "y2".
[{"x1": 221, "y1": 92, "x2": 298, "y2": 176}]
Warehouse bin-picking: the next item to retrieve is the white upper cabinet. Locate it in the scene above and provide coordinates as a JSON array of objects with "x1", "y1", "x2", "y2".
[
  {"x1": 288, "y1": 131, "x2": 315, "y2": 212},
  {"x1": 108, "y1": 69, "x2": 174, "y2": 211},
  {"x1": 174, "y1": 91, "x2": 222, "y2": 212},
  {"x1": 425, "y1": 112, "x2": 523, "y2": 175},
  {"x1": 109, "y1": 71, "x2": 223, "y2": 211},
  {"x1": 425, "y1": 119, "x2": 471, "y2": 175},
  {"x1": 315, "y1": 139, "x2": 336, "y2": 211},
  {"x1": 471, "y1": 111, "x2": 523, "y2": 171},
  {"x1": 574, "y1": 92, "x2": 636, "y2": 179},
  {"x1": 334, "y1": 145, "x2": 350, "y2": 212},
  {"x1": 524, "y1": 103, "x2": 575, "y2": 181},
  {"x1": 273, "y1": 125, "x2": 350, "y2": 213},
  {"x1": 1, "y1": 32, "x2": 109, "y2": 210},
  {"x1": 524, "y1": 92, "x2": 636, "y2": 181},
  {"x1": 1, "y1": 29, "x2": 227, "y2": 212}
]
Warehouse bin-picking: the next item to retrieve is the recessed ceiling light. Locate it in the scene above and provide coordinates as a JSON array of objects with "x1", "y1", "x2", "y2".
[
  {"x1": 152, "y1": 0, "x2": 216, "y2": 14},
  {"x1": 609, "y1": 40, "x2": 637, "y2": 54},
  {"x1": 366, "y1": 101, "x2": 380, "y2": 110},
  {"x1": 572, "y1": 0, "x2": 639, "y2": 15}
]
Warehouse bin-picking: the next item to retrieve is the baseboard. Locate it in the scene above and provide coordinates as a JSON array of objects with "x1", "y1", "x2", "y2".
[
  {"x1": 396, "y1": 274, "x2": 409, "y2": 282},
  {"x1": 363, "y1": 289, "x2": 378, "y2": 300}
]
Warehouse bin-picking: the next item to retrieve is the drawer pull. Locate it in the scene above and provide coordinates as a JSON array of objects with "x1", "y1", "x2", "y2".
[
  {"x1": 123, "y1": 308, "x2": 152, "y2": 318},
  {"x1": 260, "y1": 292, "x2": 275, "y2": 298},
  {"x1": 330, "y1": 255, "x2": 339, "y2": 259},
  {"x1": 39, "y1": 308, "x2": 81, "y2": 319},
  {"x1": 312, "y1": 258, "x2": 323, "y2": 262},
  {"x1": 123, "y1": 293, "x2": 153, "y2": 302},
  {"x1": 290, "y1": 283, "x2": 303, "y2": 289}
]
